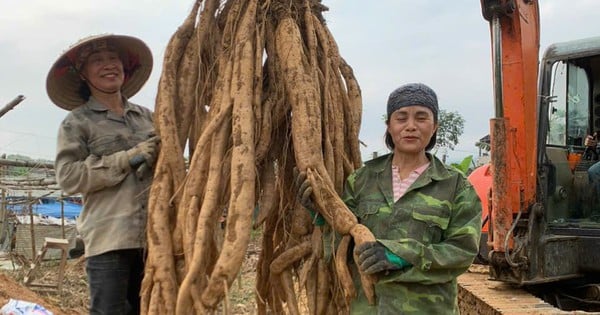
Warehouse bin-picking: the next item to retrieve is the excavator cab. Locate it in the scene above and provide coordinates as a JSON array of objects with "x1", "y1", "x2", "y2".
[
  {"x1": 534, "y1": 38, "x2": 600, "y2": 287},
  {"x1": 490, "y1": 37, "x2": 600, "y2": 311},
  {"x1": 476, "y1": 0, "x2": 600, "y2": 310},
  {"x1": 540, "y1": 38, "x2": 600, "y2": 225}
]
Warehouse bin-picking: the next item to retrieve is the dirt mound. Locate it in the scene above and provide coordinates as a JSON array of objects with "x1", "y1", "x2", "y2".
[
  {"x1": 0, "y1": 239, "x2": 261, "y2": 315},
  {"x1": 0, "y1": 256, "x2": 87, "y2": 315},
  {"x1": 0, "y1": 272, "x2": 67, "y2": 314}
]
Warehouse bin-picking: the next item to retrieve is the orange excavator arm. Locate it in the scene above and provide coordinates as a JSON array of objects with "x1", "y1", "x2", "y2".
[{"x1": 480, "y1": 0, "x2": 539, "y2": 255}]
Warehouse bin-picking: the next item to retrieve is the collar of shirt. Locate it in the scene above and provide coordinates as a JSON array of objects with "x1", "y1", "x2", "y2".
[
  {"x1": 86, "y1": 96, "x2": 142, "y2": 115},
  {"x1": 391, "y1": 162, "x2": 430, "y2": 177},
  {"x1": 391, "y1": 162, "x2": 430, "y2": 201}
]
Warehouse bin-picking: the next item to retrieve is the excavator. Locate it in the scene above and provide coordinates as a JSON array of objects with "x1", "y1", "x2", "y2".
[{"x1": 463, "y1": 0, "x2": 600, "y2": 312}]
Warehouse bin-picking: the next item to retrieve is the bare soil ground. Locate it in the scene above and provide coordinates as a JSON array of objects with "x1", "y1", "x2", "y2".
[
  {"x1": 1, "y1": 241, "x2": 574, "y2": 315},
  {"x1": 0, "y1": 256, "x2": 87, "y2": 315},
  {"x1": 0, "y1": 238, "x2": 261, "y2": 315}
]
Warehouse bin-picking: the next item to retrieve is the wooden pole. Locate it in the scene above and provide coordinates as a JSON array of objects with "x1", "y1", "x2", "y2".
[
  {"x1": 0, "y1": 95, "x2": 25, "y2": 119},
  {"x1": 28, "y1": 191, "x2": 35, "y2": 259},
  {"x1": 60, "y1": 194, "x2": 65, "y2": 239},
  {"x1": 0, "y1": 189, "x2": 6, "y2": 248},
  {"x1": 0, "y1": 158, "x2": 54, "y2": 169}
]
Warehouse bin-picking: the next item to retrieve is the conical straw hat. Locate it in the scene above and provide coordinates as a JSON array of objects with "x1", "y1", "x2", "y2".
[{"x1": 46, "y1": 34, "x2": 153, "y2": 111}]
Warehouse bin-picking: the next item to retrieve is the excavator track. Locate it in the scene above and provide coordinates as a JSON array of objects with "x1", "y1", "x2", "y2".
[{"x1": 457, "y1": 265, "x2": 595, "y2": 314}]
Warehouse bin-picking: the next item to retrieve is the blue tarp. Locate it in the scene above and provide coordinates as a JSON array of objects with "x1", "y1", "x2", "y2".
[
  {"x1": 33, "y1": 200, "x2": 82, "y2": 219},
  {"x1": 7, "y1": 198, "x2": 82, "y2": 220}
]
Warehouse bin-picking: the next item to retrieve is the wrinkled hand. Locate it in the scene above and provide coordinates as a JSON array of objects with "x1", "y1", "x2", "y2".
[
  {"x1": 355, "y1": 241, "x2": 410, "y2": 275},
  {"x1": 585, "y1": 135, "x2": 598, "y2": 147},
  {"x1": 292, "y1": 167, "x2": 324, "y2": 226},
  {"x1": 127, "y1": 136, "x2": 161, "y2": 169}
]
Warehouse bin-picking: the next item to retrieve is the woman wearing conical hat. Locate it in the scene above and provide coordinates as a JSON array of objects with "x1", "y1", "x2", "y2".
[{"x1": 47, "y1": 34, "x2": 159, "y2": 315}]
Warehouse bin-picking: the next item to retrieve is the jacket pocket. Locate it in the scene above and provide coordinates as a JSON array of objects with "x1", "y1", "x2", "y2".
[
  {"x1": 89, "y1": 135, "x2": 129, "y2": 157},
  {"x1": 408, "y1": 206, "x2": 450, "y2": 244},
  {"x1": 354, "y1": 201, "x2": 381, "y2": 222}
]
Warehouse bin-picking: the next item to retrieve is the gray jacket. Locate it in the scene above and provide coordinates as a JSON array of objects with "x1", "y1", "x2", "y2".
[{"x1": 55, "y1": 97, "x2": 154, "y2": 257}]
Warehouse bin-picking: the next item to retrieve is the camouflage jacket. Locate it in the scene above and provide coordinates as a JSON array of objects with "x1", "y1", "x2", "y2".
[
  {"x1": 342, "y1": 153, "x2": 482, "y2": 314},
  {"x1": 55, "y1": 97, "x2": 155, "y2": 258}
]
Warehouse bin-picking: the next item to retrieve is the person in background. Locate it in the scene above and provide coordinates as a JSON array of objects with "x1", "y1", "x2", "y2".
[
  {"x1": 584, "y1": 133, "x2": 600, "y2": 201},
  {"x1": 296, "y1": 83, "x2": 482, "y2": 314},
  {"x1": 47, "y1": 34, "x2": 159, "y2": 315},
  {"x1": 583, "y1": 132, "x2": 598, "y2": 161}
]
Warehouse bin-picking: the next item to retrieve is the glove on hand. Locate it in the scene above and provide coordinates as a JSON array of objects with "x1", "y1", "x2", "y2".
[
  {"x1": 127, "y1": 136, "x2": 161, "y2": 169},
  {"x1": 355, "y1": 241, "x2": 411, "y2": 275},
  {"x1": 292, "y1": 167, "x2": 325, "y2": 226}
]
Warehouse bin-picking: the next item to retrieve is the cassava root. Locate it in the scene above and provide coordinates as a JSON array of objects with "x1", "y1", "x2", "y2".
[{"x1": 141, "y1": 0, "x2": 371, "y2": 313}]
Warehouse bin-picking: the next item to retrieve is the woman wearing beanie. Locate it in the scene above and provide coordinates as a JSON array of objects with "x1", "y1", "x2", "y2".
[
  {"x1": 297, "y1": 83, "x2": 482, "y2": 314},
  {"x1": 47, "y1": 34, "x2": 159, "y2": 315}
]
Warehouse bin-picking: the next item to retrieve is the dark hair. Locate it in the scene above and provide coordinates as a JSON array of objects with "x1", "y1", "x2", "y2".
[{"x1": 78, "y1": 81, "x2": 91, "y2": 101}]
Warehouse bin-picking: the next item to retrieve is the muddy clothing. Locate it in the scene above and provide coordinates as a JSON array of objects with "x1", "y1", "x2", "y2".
[
  {"x1": 342, "y1": 153, "x2": 481, "y2": 315},
  {"x1": 55, "y1": 96, "x2": 154, "y2": 258}
]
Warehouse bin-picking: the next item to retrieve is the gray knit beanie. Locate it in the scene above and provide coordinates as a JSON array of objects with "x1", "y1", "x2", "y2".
[{"x1": 386, "y1": 83, "x2": 438, "y2": 120}]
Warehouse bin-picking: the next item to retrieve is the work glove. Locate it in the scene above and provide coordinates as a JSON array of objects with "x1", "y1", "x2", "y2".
[
  {"x1": 293, "y1": 167, "x2": 325, "y2": 226},
  {"x1": 355, "y1": 241, "x2": 411, "y2": 275},
  {"x1": 126, "y1": 136, "x2": 161, "y2": 169}
]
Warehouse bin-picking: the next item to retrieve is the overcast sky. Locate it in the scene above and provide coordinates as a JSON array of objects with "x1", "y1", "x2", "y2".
[{"x1": 1, "y1": 1, "x2": 599, "y2": 163}]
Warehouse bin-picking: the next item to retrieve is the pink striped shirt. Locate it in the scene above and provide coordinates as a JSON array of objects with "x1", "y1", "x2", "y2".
[{"x1": 391, "y1": 162, "x2": 430, "y2": 201}]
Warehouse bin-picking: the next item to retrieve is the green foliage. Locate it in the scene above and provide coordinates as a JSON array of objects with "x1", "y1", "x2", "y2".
[
  {"x1": 436, "y1": 109, "x2": 465, "y2": 150},
  {"x1": 475, "y1": 135, "x2": 490, "y2": 152},
  {"x1": 450, "y1": 155, "x2": 473, "y2": 175},
  {"x1": 12, "y1": 166, "x2": 30, "y2": 176}
]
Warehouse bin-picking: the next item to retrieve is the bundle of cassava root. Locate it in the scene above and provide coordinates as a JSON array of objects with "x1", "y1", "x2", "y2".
[{"x1": 140, "y1": 0, "x2": 377, "y2": 314}]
